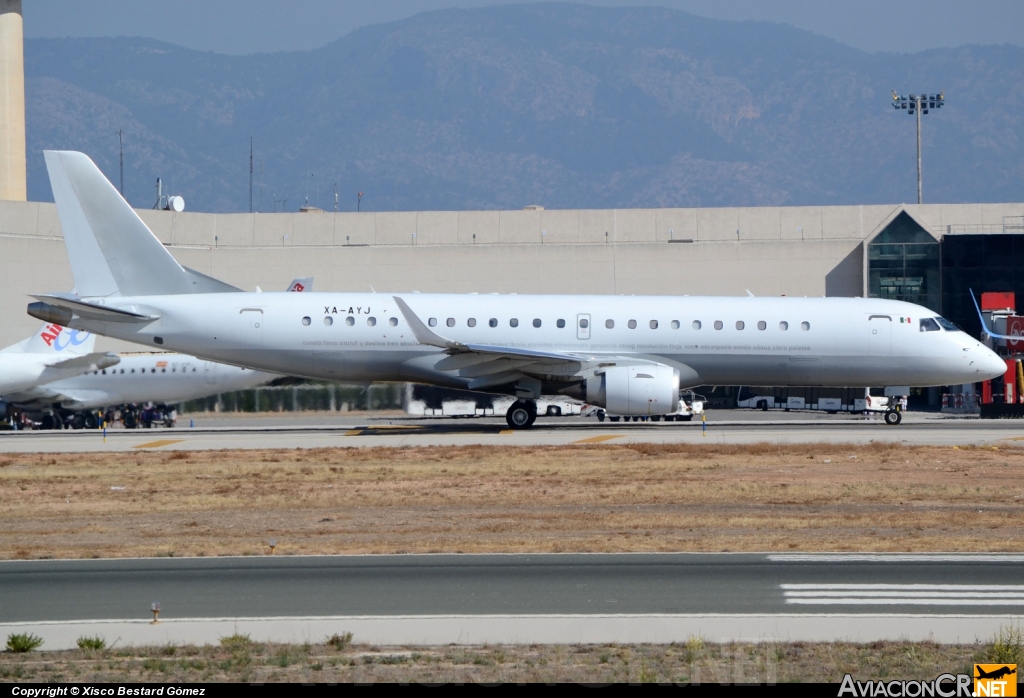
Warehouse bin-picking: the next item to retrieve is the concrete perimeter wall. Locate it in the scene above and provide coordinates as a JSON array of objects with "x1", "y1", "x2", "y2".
[{"x1": 1, "y1": 200, "x2": 1021, "y2": 350}]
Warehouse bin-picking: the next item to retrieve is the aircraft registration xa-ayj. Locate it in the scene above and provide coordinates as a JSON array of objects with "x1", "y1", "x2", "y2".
[{"x1": 28, "y1": 151, "x2": 1006, "y2": 428}]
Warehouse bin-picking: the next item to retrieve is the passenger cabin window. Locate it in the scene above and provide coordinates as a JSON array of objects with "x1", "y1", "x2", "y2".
[
  {"x1": 367, "y1": 317, "x2": 376, "y2": 326},
  {"x1": 671, "y1": 320, "x2": 680, "y2": 329},
  {"x1": 428, "y1": 318, "x2": 437, "y2": 327},
  {"x1": 324, "y1": 316, "x2": 333, "y2": 326},
  {"x1": 692, "y1": 320, "x2": 701, "y2": 330},
  {"x1": 628, "y1": 320, "x2": 637, "y2": 329},
  {"x1": 650, "y1": 320, "x2": 658, "y2": 329},
  {"x1": 467, "y1": 318, "x2": 477, "y2": 327},
  {"x1": 920, "y1": 318, "x2": 941, "y2": 332},
  {"x1": 510, "y1": 318, "x2": 519, "y2": 327},
  {"x1": 389, "y1": 317, "x2": 398, "y2": 327},
  {"x1": 714, "y1": 321, "x2": 723, "y2": 330},
  {"x1": 345, "y1": 317, "x2": 354, "y2": 326},
  {"x1": 736, "y1": 321, "x2": 745, "y2": 330},
  {"x1": 605, "y1": 319, "x2": 615, "y2": 329},
  {"x1": 801, "y1": 321, "x2": 810, "y2": 331},
  {"x1": 489, "y1": 318, "x2": 498, "y2": 327},
  {"x1": 779, "y1": 321, "x2": 789, "y2": 331},
  {"x1": 533, "y1": 319, "x2": 542, "y2": 328},
  {"x1": 757, "y1": 321, "x2": 766, "y2": 330},
  {"x1": 557, "y1": 319, "x2": 565, "y2": 328},
  {"x1": 447, "y1": 318, "x2": 455, "y2": 327},
  {"x1": 579, "y1": 318, "x2": 589, "y2": 329},
  {"x1": 302, "y1": 316, "x2": 311, "y2": 326}
]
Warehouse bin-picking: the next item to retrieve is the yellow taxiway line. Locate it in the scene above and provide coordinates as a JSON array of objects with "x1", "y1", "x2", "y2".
[
  {"x1": 574, "y1": 435, "x2": 622, "y2": 444},
  {"x1": 132, "y1": 439, "x2": 185, "y2": 449}
]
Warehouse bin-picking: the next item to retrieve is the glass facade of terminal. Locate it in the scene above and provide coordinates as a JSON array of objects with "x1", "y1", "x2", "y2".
[
  {"x1": 941, "y1": 233, "x2": 1024, "y2": 337},
  {"x1": 867, "y1": 211, "x2": 941, "y2": 312}
]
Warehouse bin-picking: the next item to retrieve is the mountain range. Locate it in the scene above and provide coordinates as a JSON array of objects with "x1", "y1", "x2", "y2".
[{"x1": 24, "y1": 3, "x2": 1024, "y2": 213}]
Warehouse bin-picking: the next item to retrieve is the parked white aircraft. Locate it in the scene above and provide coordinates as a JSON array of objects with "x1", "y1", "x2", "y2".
[
  {"x1": 28, "y1": 151, "x2": 1006, "y2": 428},
  {"x1": 5, "y1": 352, "x2": 276, "y2": 429},
  {"x1": 0, "y1": 320, "x2": 118, "y2": 395},
  {"x1": 2, "y1": 275, "x2": 311, "y2": 428}
]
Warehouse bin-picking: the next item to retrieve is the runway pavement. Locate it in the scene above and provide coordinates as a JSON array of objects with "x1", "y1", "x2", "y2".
[
  {"x1": 1, "y1": 411, "x2": 1023, "y2": 452},
  {"x1": 2, "y1": 553, "x2": 1022, "y2": 647}
]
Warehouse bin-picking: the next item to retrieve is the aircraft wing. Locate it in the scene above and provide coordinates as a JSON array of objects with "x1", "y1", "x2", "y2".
[
  {"x1": 393, "y1": 295, "x2": 665, "y2": 391},
  {"x1": 15, "y1": 387, "x2": 111, "y2": 410},
  {"x1": 44, "y1": 352, "x2": 121, "y2": 371},
  {"x1": 393, "y1": 295, "x2": 592, "y2": 361}
]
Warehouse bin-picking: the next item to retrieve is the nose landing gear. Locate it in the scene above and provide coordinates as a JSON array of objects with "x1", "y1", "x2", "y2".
[{"x1": 505, "y1": 400, "x2": 537, "y2": 429}]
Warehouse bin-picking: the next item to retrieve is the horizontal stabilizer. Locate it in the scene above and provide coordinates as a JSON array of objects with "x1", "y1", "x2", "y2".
[{"x1": 29, "y1": 294, "x2": 159, "y2": 325}]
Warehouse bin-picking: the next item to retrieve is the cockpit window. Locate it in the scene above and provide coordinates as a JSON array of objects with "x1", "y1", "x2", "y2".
[
  {"x1": 935, "y1": 316, "x2": 959, "y2": 331},
  {"x1": 919, "y1": 317, "x2": 941, "y2": 332}
]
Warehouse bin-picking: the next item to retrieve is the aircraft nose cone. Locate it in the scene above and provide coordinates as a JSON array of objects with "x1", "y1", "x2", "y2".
[{"x1": 979, "y1": 347, "x2": 1008, "y2": 381}]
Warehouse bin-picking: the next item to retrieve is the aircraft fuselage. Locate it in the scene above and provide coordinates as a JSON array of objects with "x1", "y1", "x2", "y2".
[{"x1": 62, "y1": 292, "x2": 1004, "y2": 393}]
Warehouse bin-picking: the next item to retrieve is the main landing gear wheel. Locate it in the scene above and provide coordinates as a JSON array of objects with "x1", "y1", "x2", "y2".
[
  {"x1": 884, "y1": 410, "x2": 902, "y2": 426},
  {"x1": 505, "y1": 401, "x2": 537, "y2": 429}
]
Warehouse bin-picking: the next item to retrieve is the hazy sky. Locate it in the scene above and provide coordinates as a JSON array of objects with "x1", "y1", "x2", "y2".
[{"x1": 23, "y1": 0, "x2": 1024, "y2": 55}]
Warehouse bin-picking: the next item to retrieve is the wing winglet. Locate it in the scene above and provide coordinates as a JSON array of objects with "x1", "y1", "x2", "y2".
[
  {"x1": 970, "y1": 289, "x2": 1015, "y2": 340},
  {"x1": 392, "y1": 296, "x2": 465, "y2": 350}
]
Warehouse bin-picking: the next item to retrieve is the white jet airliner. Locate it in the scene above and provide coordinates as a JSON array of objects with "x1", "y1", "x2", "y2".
[
  {"x1": 6, "y1": 352, "x2": 275, "y2": 429},
  {"x1": 3, "y1": 276, "x2": 311, "y2": 428},
  {"x1": 27, "y1": 151, "x2": 1006, "y2": 428},
  {"x1": 0, "y1": 319, "x2": 119, "y2": 396}
]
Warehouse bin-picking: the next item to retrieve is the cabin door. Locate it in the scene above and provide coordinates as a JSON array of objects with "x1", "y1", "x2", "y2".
[{"x1": 869, "y1": 315, "x2": 891, "y2": 356}]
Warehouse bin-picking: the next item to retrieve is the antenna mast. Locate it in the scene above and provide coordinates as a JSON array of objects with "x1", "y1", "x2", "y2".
[
  {"x1": 249, "y1": 137, "x2": 253, "y2": 213},
  {"x1": 118, "y1": 130, "x2": 124, "y2": 196}
]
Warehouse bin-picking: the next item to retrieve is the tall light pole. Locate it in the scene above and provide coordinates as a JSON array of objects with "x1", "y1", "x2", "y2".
[{"x1": 892, "y1": 90, "x2": 944, "y2": 204}]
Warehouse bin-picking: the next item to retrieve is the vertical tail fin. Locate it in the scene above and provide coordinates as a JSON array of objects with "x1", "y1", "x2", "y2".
[
  {"x1": 44, "y1": 150, "x2": 239, "y2": 296},
  {"x1": 1, "y1": 322, "x2": 96, "y2": 355},
  {"x1": 286, "y1": 277, "x2": 313, "y2": 292}
]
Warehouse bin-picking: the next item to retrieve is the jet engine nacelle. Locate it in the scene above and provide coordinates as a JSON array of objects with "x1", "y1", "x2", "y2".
[{"x1": 586, "y1": 365, "x2": 680, "y2": 415}]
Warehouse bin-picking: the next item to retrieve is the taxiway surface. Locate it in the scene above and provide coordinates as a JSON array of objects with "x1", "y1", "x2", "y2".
[
  {"x1": 2, "y1": 553, "x2": 1022, "y2": 647},
  {"x1": 1, "y1": 412, "x2": 1022, "y2": 452}
]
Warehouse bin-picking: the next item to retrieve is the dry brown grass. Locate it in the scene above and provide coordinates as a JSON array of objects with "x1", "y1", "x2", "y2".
[
  {"x1": 1, "y1": 442, "x2": 1023, "y2": 559},
  {"x1": 0, "y1": 638, "x2": 995, "y2": 683}
]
